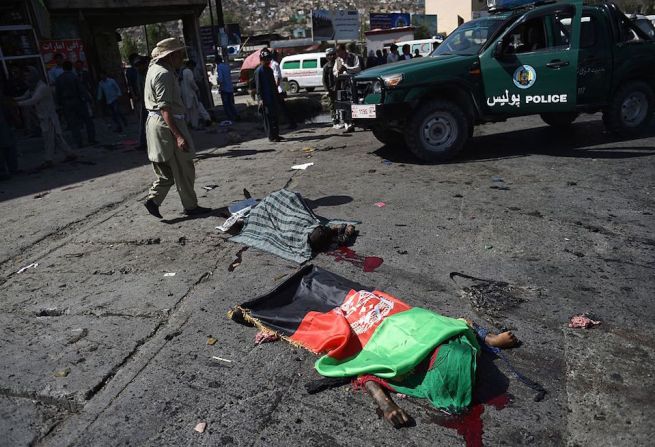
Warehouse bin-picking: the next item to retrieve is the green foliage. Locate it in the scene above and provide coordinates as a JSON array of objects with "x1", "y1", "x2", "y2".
[
  {"x1": 119, "y1": 35, "x2": 139, "y2": 63},
  {"x1": 146, "y1": 24, "x2": 171, "y2": 46}
]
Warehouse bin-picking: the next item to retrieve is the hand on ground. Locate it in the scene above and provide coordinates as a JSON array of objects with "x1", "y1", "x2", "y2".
[{"x1": 380, "y1": 402, "x2": 411, "y2": 429}]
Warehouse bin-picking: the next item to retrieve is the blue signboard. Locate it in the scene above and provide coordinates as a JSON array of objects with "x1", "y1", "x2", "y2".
[{"x1": 370, "y1": 13, "x2": 411, "y2": 30}]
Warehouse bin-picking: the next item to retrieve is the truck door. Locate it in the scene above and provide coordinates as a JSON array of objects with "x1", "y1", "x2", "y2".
[
  {"x1": 574, "y1": 11, "x2": 612, "y2": 106},
  {"x1": 480, "y1": 3, "x2": 582, "y2": 115}
]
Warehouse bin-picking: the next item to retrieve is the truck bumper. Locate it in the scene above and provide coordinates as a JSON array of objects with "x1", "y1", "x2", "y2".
[{"x1": 335, "y1": 101, "x2": 411, "y2": 129}]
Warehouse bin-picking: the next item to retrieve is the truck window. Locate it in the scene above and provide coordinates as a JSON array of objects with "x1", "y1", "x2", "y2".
[
  {"x1": 433, "y1": 18, "x2": 506, "y2": 56},
  {"x1": 558, "y1": 15, "x2": 596, "y2": 48},
  {"x1": 302, "y1": 59, "x2": 318, "y2": 69},
  {"x1": 504, "y1": 17, "x2": 549, "y2": 53},
  {"x1": 283, "y1": 60, "x2": 300, "y2": 70}
]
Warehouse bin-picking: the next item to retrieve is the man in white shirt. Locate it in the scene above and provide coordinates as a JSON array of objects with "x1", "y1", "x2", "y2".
[{"x1": 387, "y1": 44, "x2": 400, "y2": 63}]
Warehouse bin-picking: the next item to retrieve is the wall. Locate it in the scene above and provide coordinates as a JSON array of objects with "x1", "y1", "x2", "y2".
[{"x1": 426, "y1": 0, "x2": 487, "y2": 34}]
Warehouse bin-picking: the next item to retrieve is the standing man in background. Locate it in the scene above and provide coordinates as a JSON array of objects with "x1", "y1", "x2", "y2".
[
  {"x1": 335, "y1": 43, "x2": 361, "y2": 132},
  {"x1": 48, "y1": 53, "x2": 65, "y2": 85},
  {"x1": 387, "y1": 44, "x2": 400, "y2": 63},
  {"x1": 15, "y1": 66, "x2": 77, "y2": 169},
  {"x1": 255, "y1": 49, "x2": 282, "y2": 142},
  {"x1": 322, "y1": 48, "x2": 339, "y2": 129},
  {"x1": 400, "y1": 44, "x2": 413, "y2": 61},
  {"x1": 143, "y1": 38, "x2": 210, "y2": 219},
  {"x1": 215, "y1": 55, "x2": 240, "y2": 122},
  {"x1": 97, "y1": 72, "x2": 127, "y2": 133},
  {"x1": 56, "y1": 61, "x2": 96, "y2": 148},
  {"x1": 270, "y1": 51, "x2": 297, "y2": 130}
]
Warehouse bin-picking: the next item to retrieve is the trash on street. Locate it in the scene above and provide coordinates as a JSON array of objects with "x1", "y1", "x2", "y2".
[
  {"x1": 291, "y1": 162, "x2": 314, "y2": 170},
  {"x1": 164, "y1": 272, "x2": 176, "y2": 277},
  {"x1": 17, "y1": 262, "x2": 39, "y2": 274},
  {"x1": 194, "y1": 421, "x2": 207, "y2": 433},
  {"x1": 569, "y1": 314, "x2": 601, "y2": 329}
]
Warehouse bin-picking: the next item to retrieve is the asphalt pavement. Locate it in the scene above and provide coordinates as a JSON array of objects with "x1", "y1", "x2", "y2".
[{"x1": 0, "y1": 111, "x2": 653, "y2": 447}]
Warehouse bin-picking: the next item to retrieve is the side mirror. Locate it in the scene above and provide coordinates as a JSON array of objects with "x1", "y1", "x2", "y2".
[{"x1": 493, "y1": 40, "x2": 504, "y2": 59}]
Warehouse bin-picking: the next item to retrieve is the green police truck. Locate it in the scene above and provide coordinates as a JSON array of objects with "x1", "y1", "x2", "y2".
[{"x1": 338, "y1": 0, "x2": 655, "y2": 162}]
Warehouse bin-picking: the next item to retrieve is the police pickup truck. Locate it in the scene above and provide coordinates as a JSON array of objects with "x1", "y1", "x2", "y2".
[{"x1": 338, "y1": 0, "x2": 655, "y2": 162}]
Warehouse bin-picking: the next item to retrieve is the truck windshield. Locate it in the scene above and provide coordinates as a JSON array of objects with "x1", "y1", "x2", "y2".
[{"x1": 432, "y1": 18, "x2": 508, "y2": 56}]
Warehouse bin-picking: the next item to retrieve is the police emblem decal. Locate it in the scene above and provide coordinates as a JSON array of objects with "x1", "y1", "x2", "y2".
[{"x1": 513, "y1": 65, "x2": 537, "y2": 89}]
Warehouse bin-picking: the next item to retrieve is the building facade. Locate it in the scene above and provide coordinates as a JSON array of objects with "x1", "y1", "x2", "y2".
[{"x1": 425, "y1": 0, "x2": 487, "y2": 35}]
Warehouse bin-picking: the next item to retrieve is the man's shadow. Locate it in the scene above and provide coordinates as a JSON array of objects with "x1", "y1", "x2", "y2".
[{"x1": 161, "y1": 207, "x2": 230, "y2": 225}]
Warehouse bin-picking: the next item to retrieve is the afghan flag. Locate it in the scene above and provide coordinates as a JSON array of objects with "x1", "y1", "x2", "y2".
[{"x1": 229, "y1": 265, "x2": 480, "y2": 412}]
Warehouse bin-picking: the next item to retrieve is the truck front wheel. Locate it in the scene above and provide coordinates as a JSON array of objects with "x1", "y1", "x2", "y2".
[
  {"x1": 540, "y1": 112, "x2": 578, "y2": 129},
  {"x1": 372, "y1": 126, "x2": 405, "y2": 147},
  {"x1": 288, "y1": 81, "x2": 300, "y2": 95},
  {"x1": 603, "y1": 81, "x2": 654, "y2": 136},
  {"x1": 405, "y1": 100, "x2": 470, "y2": 163}
]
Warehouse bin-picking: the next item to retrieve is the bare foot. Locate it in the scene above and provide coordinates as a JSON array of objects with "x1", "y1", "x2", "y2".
[
  {"x1": 379, "y1": 400, "x2": 411, "y2": 429},
  {"x1": 485, "y1": 331, "x2": 519, "y2": 349}
]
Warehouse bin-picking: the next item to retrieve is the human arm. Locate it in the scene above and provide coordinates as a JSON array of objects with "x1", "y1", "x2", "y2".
[
  {"x1": 364, "y1": 381, "x2": 411, "y2": 429},
  {"x1": 15, "y1": 83, "x2": 47, "y2": 107},
  {"x1": 345, "y1": 54, "x2": 361, "y2": 74},
  {"x1": 160, "y1": 107, "x2": 188, "y2": 151}
]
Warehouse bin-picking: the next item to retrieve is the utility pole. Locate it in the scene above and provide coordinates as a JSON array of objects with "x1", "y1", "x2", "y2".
[
  {"x1": 214, "y1": 0, "x2": 230, "y2": 61},
  {"x1": 207, "y1": 0, "x2": 218, "y2": 60}
]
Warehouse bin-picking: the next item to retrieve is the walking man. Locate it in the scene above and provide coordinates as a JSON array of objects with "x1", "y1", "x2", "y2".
[
  {"x1": 14, "y1": 66, "x2": 77, "y2": 169},
  {"x1": 97, "y1": 72, "x2": 127, "y2": 132},
  {"x1": 335, "y1": 43, "x2": 361, "y2": 132},
  {"x1": 215, "y1": 55, "x2": 240, "y2": 121},
  {"x1": 255, "y1": 49, "x2": 282, "y2": 142},
  {"x1": 143, "y1": 38, "x2": 210, "y2": 219},
  {"x1": 56, "y1": 61, "x2": 97, "y2": 148}
]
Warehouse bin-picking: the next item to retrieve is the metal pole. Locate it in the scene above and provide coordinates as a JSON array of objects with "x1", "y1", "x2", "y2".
[
  {"x1": 214, "y1": 0, "x2": 229, "y2": 60},
  {"x1": 143, "y1": 25, "x2": 150, "y2": 55},
  {"x1": 207, "y1": 0, "x2": 218, "y2": 59}
]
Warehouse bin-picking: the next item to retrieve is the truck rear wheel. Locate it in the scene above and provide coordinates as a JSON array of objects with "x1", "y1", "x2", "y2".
[
  {"x1": 540, "y1": 112, "x2": 578, "y2": 129},
  {"x1": 371, "y1": 126, "x2": 405, "y2": 147},
  {"x1": 603, "y1": 81, "x2": 654, "y2": 136},
  {"x1": 405, "y1": 100, "x2": 470, "y2": 163},
  {"x1": 288, "y1": 81, "x2": 300, "y2": 95}
]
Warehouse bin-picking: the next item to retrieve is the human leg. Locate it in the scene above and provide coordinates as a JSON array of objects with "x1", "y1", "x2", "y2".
[
  {"x1": 109, "y1": 101, "x2": 123, "y2": 132},
  {"x1": 169, "y1": 149, "x2": 199, "y2": 211},
  {"x1": 264, "y1": 104, "x2": 280, "y2": 140},
  {"x1": 148, "y1": 161, "x2": 175, "y2": 206},
  {"x1": 63, "y1": 106, "x2": 83, "y2": 147},
  {"x1": 80, "y1": 104, "x2": 96, "y2": 144}
]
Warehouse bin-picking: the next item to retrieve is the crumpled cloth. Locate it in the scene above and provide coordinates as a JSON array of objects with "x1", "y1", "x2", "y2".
[
  {"x1": 254, "y1": 331, "x2": 280, "y2": 345},
  {"x1": 569, "y1": 314, "x2": 601, "y2": 329}
]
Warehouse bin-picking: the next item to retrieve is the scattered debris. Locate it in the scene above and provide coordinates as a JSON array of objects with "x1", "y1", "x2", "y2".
[
  {"x1": 66, "y1": 328, "x2": 89, "y2": 345},
  {"x1": 207, "y1": 337, "x2": 217, "y2": 346},
  {"x1": 202, "y1": 184, "x2": 219, "y2": 191},
  {"x1": 382, "y1": 160, "x2": 393, "y2": 165},
  {"x1": 16, "y1": 262, "x2": 38, "y2": 274},
  {"x1": 569, "y1": 314, "x2": 601, "y2": 329},
  {"x1": 219, "y1": 120, "x2": 233, "y2": 127},
  {"x1": 491, "y1": 176, "x2": 504, "y2": 182},
  {"x1": 212, "y1": 356, "x2": 232, "y2": 363},
  {"x1": 374, "y1": 202, "x2": 386, "y2": 208},
  {"x1": 395, "y1": 393, "x2": 408, "y2": 399},
  {"x1": 36, "y1": 307, "x2": 67, "y2": 317},
  {"x1": 164, "y1": 272, "x2": 176, "y2": 277},
  {"x1": 302, "y1": 147, "x2": 315, "y2": 153},
  {"x1": 194, "y1": 421, "x2": 207, "y2": 433},
  {"x1": 255, "y1": 331, "x2": 280, "y2": 345},
  {"x1": 177, "y1": 237, "x2": 187, "y2": 246},
  {"x1": 450, "y1": 272, "x2": 533, "y2": 319},
  {"x1": 228, "y1": 247, "x2": 248, "y2": 272},
  {"x1": 490, "y1": 185, "x2": 511, "y2": 190},
  {"x1": 217, "y1": 208, "x2": 250, "y2": 233},
  {"x1": 142, "y1": 237, "x2": 161, "y2": 245},
  {"x1": 291, "y1": 162, "x2": 314, "y2": 170},
  {"x1": 397, "y1": 250, "x2": 408, "y2": 255},
  {"x1": 54, "y1": 368, "x2": 70, "y2": 378},
  {"x1": 484, "y1": 245, "x2": 493, "y2": 250},
  {"x1": 33, "y1": 192, "x2": 49, "y2": 199},
  {"x1": 228, "y1": 198, "x2": 258, "y2": 214}
]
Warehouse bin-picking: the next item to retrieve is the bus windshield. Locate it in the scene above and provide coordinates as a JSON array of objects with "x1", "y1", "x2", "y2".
[{"x1": 432, "y1": 18, "x2": 509, "y2": 56}]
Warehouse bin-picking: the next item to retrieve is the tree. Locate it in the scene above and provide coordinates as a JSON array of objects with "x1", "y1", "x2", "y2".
[
  {"x1": 146, "y1": 24, "x2": 171, "y2": 46},
  {"x1": 119, "y1": 34, "x2": 139, "y2": 63}
]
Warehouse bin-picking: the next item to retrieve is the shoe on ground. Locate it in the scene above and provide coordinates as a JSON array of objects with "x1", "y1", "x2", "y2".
[
  {"x1": 333, "y1": 123, "x2": 344, "y2": 129},
  {"x1": 145, "y1": 199, "x2": 163, "y2": 219},
  {"x1": 269, "y1": 136, "x2": 285, "y2": 142},
  {"x1": 184, "y1": 205, "x2": 212, "y2": 216},
  {"x1": 344, "y1": 125, "x2": 355, "y2": 133}
]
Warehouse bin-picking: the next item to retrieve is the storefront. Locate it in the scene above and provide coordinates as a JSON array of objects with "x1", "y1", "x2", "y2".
[{"x1": 0, "y1": 1, "x2": 47, "y2": 87}]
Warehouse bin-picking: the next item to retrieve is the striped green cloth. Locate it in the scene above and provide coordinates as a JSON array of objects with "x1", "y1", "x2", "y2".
[{"x1": 229, "y1": 189, "x2": 322, "y2": 263}]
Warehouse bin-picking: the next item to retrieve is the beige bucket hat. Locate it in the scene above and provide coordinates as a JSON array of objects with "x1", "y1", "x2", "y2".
[{"x1": 151, "y1": 37, "x2": 185, "y2": 61}]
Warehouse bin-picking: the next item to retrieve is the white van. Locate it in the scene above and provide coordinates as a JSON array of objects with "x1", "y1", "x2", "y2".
[
  {"x1": 391, "y1": 39, "x2": 441, "y2": 57},
  {"x1": 280, "y1": 52, "x2": 327, "y2": 94}
]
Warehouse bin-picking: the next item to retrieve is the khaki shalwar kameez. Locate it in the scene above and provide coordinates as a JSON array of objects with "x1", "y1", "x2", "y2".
[{"x1": 144, "y1": 61, "x2": 198, "y2": 211}]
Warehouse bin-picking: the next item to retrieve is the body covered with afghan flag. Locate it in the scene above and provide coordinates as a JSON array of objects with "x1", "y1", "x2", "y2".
[{"x1": 229, "y1": 265, "x2": 480, "y2": 413}]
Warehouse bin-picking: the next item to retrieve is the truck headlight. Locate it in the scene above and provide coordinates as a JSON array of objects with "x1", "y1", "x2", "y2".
[
  {"x1": 382, "y1": 74, "x2": 403, "y2": 89},
  {"x1": 373, "y1": 80, "x2": 383, "y2": 94}
]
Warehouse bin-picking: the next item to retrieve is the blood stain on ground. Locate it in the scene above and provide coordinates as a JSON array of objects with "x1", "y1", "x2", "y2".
[
  {"x1": 325, "y1": 246, "x2": 384, "y2": 272},
  {"x1": 425, "y1": 394, "x2": 510, "y2": 447}
]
